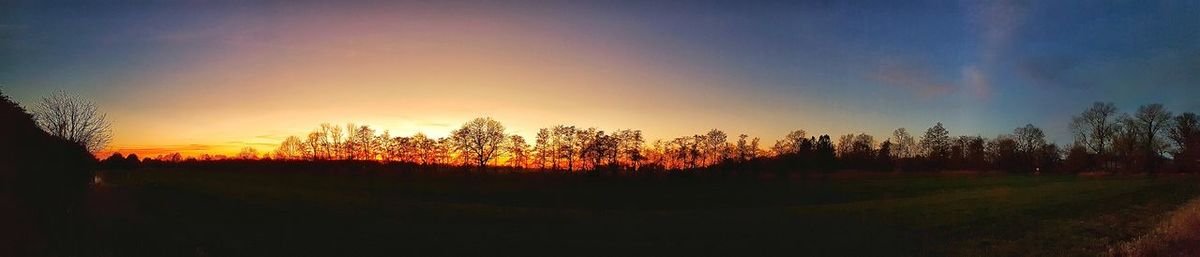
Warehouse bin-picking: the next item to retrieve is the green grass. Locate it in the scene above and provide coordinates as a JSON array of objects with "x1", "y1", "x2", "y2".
[{"x1": 89, "y1": 170, "x2": 1199, "y2": 256}]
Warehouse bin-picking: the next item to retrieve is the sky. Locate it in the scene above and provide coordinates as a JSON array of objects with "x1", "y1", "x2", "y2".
[{"x1": 2, "y1": 0, "x2": 1198, "y2": 157}]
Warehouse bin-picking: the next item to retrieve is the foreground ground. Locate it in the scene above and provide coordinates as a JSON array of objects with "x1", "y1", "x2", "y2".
[{"x1": 61, "y1": 169, "x2": 1200, "y2": 256}]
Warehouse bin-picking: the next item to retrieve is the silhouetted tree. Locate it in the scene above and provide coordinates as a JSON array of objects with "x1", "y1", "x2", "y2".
[
  {"x1": 1014, "y1": 124, "x2": 1048, "y2": 171},
  {"x1": 1132, "y1": 104, "x2": 1172, "y2": 171},
  {"x1": 837, "y1": 133, "x2": 876, "y2": 168},
  {"x1": 1062, "y1": 143, "x2": 1093, "y2": 172},
  {"x1": 644, "y1": 139, "x2": 668, "y2": 171},
  {"x1": 32, "y1": 90, "x2": 113, "y2": 153},
  {"x1": 533, "y1": 128, "x2": 553, "y2": 170},
  {"x1": 237, "y1": 147, "x2": 259, "y2": 160},
  {"x1": 505, "y1": 135, "x2": 530, "y2": 169},
  {"x1": 434, "y1": 137, "x2": 453, "y2": 165},
  {"x1": 321, "y1": 123, "x2": 342, "y2": 160},
  {"x1": 275, "y1": 135, "x2": 305, "y2": 160},
  {"x1": 1113, "y1": 114, "x2": 1143, "y2": 171},
  {"x1": 388, "y1": 136, "x2": 413, "y2": 163},
  {"x1": 987, "y1": 134, "x2": 1020, "y2": 171},
  {"x1": 836, "y1": 134, "x2": 855, "y2": 158},
  {"x1": 412, "y1": 133, "x2": 438, "y2": 165},
  {"x1": 772, "y1": 130, "x2": 809, "y2": 156},
  {"x1": 948, "y1": 135, "x2": 986, "y2": 170},
  {"x1": 125, "y1": 153, "x2": 141, "y2": 167},
  {"x1": 920, "y1": 122, "x2": 951, "y2": 168},
  {"x1": 347, "y1": 124, "x2": 378, "y2": 160},
  {"x1": 735, "y1": 134, "x2": 760, "y2": 162},
  {"x1": 966, "y1": 136, "x2": 988, "y2": 169},
  {"x1": 552, "y1": 125, "x2": 579, "y2": 171},
  {"x1": 877, "y1": 140, "x2": 894, "y2": 169},
  {"x1": 449, "y1": 117, "x2": 507, "y2": 169},
  {"x1": 702, "y1": 129, "x2": 729, "y2": 166},
  {"x1": 1, "y1": 89, "x2": 96, "y2": 253},
  {"x1": 157, "y1": 152, "x2": 184, "y2": 162},
  {"x1": 305, "y1": 131, "x2": 324, "y2": 160},
  {"x1": 891, "y1": 128, "x2": 916, "y2": 159},
  {"x1": 1071, "y1": 102, "x2": 1119, "y2": 168},
  {"x1": 101, "y1": 152, "x2": 126, "y2": 169},
  {"x1": 614, "y1": 129, "x2": 644, "y2": 171},
  {"x1": 1169, "y1": 112, "x2": 1200, "y2": 172},
  {"x1": 814, "y1": 135, "x2": 836, "y2": 171},
  {"x1": 1035, "y1": 143, "x2": 1062, "y2": 172},
  {"x1": 377, "y1": 130, "x2": 394, "y2": 161},
  {"x1": 576, "y1": 128, "x2": 608, "y2": 170}
]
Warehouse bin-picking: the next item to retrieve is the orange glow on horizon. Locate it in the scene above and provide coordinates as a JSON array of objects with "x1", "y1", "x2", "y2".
[{"x1": 85, "y1": 3, "x2": 907, "y2": 159}]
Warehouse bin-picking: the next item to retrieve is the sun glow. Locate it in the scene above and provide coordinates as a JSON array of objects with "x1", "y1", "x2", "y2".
[{"x1": 93, "y1": 3, "x2": 821, "y2": 158}]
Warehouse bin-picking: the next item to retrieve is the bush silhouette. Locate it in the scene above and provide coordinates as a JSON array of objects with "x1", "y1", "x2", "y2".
[{"x1": 0, "y1": 89, "x2": 96, "y2": 255}]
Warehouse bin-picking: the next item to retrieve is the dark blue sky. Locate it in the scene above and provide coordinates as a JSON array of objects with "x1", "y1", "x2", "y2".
[{"x1": 1, "y1": 0, "x2": 1198, "y2": 152}]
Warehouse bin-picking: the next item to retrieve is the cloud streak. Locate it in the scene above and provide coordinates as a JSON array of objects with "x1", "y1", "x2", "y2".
[
  {"x1": 975, "y1": 0, "x2": 1028, "y2": 64},
  {"x1": 100, "y1": 144, "x2": 216, "y2": 158},
  {"x1": 963, "y1": 0, "x2": 1030, "y2": 100},
  {"x1": 871, "y1": 58, "x2": 955, "y2": 99}
]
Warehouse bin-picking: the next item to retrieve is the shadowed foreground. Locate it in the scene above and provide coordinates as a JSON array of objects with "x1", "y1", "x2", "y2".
[
  {"x1": 76, "y1": 170, "x2": 1198, "y2": 257},
  {"x1": 1109, "y1": 197, "x2": 1200, "y2": 256}
]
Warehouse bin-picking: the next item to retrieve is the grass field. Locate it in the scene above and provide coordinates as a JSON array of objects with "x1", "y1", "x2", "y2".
[{"x1": 77, "y1": 169, "x2": 1199, "y2": 257}]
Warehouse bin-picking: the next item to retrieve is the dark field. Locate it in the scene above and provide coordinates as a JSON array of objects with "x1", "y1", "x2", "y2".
[{"x1": 76, "y1": 170, "x2": 1198, "y2": 256}]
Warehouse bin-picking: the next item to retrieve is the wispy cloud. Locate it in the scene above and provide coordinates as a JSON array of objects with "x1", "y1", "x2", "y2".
[
  {"x1": 962, "y1": 65, "x2": 991, "y2": 99},
  {"x1": 101, "y1": 144, "x2": 216, "y2": 157},
  {"x1": 418, "y1": 121, "x2": 451, "y2": 128},
  {"x1": 224, "y1": 141, "x2": 278, "y2": 147},
  {"x1": 963, "y1": 0, "x2": 1030, "y2": 100},
  {"x1": 254, "y1": 133, "x2": 290, "y2": 141},
  {"x1": 974, "y1": 0, "x2": 1028, "y2": 64},
  {"x1": 871, "y1": 58, "x2": 955, "y2": 99},
  {"x1": 1017, "y1": 56, "x2": 1081, "y2": 87}
]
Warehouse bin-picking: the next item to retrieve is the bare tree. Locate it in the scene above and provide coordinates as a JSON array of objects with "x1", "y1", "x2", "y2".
[
  {"x1": 33, "y1": 90, "x2": 113, "y2": 153},
  {"x1": 413, "y1": 133, "x2": 437, "y2": 165},
  {"x1": 1170, "y1": 113, "x2": 1200, "y2": 150},
  {"x1": 318, "y1": 123, "x2": 341, "y2": 160},
  {"x1": 771, "y1": 130, "x2": 808, "y2": 156},
  {"x1": 157, "y1": 152, "x2": 183, "y2": 162},
  {"x1": 837, "y1": 133, "x2": 875, "y2": 162},
  {"x1": 1013, "y1": 124, "x2": 1047, "y2": 169},
  {"x1": 305, "y1": 131, "x2": 324, "y2": 160},
  {"x1": 236, "y1": 147, "x2": 259, "y2": 160},
  {"x1": 1070, "y1": 102, "x2": 1119, "y2": 157},
  {"x1": 552, "y1": 125, "x2": 579, "y2": 171},
  {"x1": 388, "y1": 136, "x2": 414, "y2": 163},
  {"x1": 891, "y1": 128, "x2": 916, "y2": 159},
  {"x1": 836, "y1": 134, "x2": 856, "y2": 158},
  {"x1": 613, "y1": 129, "x2": 644, "y2": 170},
  {"x1": 449, "y1": 117, "x2": 507, "y2": 168},
  {"x1": 274, "y1": 135, "x2": 305, "y2": 160},
  {"x1": 506, "y1": 134, "x2": 530, "y2": 169},
  {"x1": 668, "y1": 136, "x2": 700, "y2": 169},
  {"x1": 735, "y1": 134, "x2": 760, "y2": 162},
  {"x1": 377, "y1": 130, "x2": 393, "y2": 161},
  {"x1": 533, "y1": 128, "x2": 553, "y2": 170},
  {"x1": 1134, "y1": 104, "x2": 1173, "y2": 157},
  {"x1": 578, "y1": 129, "x2": 616, "y2": 170},
  {"x1": 349, "y1": 124, "x2": 377, "y2": 160},
  {"x1": 1013, "y1": 124, "x2": 1047, "y2": 155},
  {"x1": 701, "y1": 129, "x2": 729, "y2": 165},
  {"x1": 1169, "y1": 112, "x2": 1199, "y2": 171}
]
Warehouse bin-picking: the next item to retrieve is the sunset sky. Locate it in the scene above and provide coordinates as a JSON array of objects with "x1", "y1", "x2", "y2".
[{"x1": 2, "y1": 1, "x2": 1198, "y2": 157}]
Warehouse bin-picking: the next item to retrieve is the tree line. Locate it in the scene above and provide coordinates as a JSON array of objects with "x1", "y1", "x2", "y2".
[{"x1": 107, "y1": 102, "x2": 1199, "y2": 174}]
